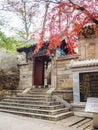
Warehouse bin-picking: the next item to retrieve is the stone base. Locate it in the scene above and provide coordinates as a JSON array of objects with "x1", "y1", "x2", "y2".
[
  {"x1": 71, "y1": 102, "x2": 93, "y2": 118},
  {"x1": 52, "y1": 89, "x2": 73, "y2": 103},
  {"x1": 93, "y1": 114, "x2": 98, "y2": 128}
]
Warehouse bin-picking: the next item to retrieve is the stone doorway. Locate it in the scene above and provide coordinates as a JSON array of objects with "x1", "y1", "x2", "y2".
[
  {"x1": 33, "y1": 57, "x2": 44, "y2": 86},
  {"x1": 33, "y1": 56, "x2": 51, "y2": 88}
]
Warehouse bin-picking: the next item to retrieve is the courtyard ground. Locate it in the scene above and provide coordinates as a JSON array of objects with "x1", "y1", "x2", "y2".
[
  {"x1": 0, "y1": 112, "x2": 71, "y2": 130},
  {"x1": 0, "y1": 112, "x2": 93, "y2": 130}
]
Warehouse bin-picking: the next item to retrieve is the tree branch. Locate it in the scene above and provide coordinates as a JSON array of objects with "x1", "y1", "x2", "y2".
[{"x1": 68, "y1": 0, "x2": 98, "y2": 24}]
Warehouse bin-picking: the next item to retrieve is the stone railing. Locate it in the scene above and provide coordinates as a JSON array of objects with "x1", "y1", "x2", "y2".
[
  {"x1": 52, "y1": 88, "x2": 73, "y2": 103},
  {"x1": 52, "y1": 95, "x2": 72, "y2": 110}
]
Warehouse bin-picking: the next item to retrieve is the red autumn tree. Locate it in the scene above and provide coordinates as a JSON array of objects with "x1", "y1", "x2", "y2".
[{"x1": 33, "y1": 0, "x2": 98, "y2": 55}]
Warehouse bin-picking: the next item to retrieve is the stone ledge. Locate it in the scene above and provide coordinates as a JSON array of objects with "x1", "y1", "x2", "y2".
[
  {"x1": 18, "y1": 62, "x2": 29, "y2": 66},
  {"x1": 74, "y1": 111, "x2": 93, "y2": 118},
  {"x1": 56, "y1": 55, "x2": 78, "y2": 61},
  {"x1": 71, "y1": 102, "x2": 86, "y2": 107},
  {"x1": 53, "y1": 90, "x2": 73, "y2": 93}
]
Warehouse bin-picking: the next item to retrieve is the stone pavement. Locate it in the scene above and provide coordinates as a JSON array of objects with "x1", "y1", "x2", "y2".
[{"x1": 0, "y1": 112, "x2": 69, "y2": 130}]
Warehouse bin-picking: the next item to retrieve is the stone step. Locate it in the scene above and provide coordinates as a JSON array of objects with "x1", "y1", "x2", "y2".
[
  {"x1": 28, "y1": 92, "x2": 50, "y2": 95},
  {"x1": 59, "y1": 116, "x2": 93, "y2": 130},
  {"x1": 0, "y1": 89, "x2": 73, "y2": 121},
  {"x1": 78, "y1": 120, "x2": 92, "y2": 130},
  {"x1": 8, "y1": 96, "x2": 53, "y2": 101},
  {"x1": 0, "y1": 105, "x2": 68, "y2": 115},
  {"x1": 2, "y1": 99, "x2": 60, "y2": 105},
  {"x1": 30, "y1": 89, "x2": 49, "y2": 92},
  {"x1": 17, "y1": 94, "x2": 51, "y2": 98},
  {"x1": 59, "y1": 116, "x2": 86, "y2": 127},
  {"x1": 74, "y1": 112, "x2": 93, "y2": 118},
  {"x1": 0, "y1": 102, "x2": 65, "y2": 110},
  {"x1": 0, "y1": 109, "x2": 74, "y2": 121},
  {"x1": 71, "y1": 118, "x2": 92, "y2": 129}
]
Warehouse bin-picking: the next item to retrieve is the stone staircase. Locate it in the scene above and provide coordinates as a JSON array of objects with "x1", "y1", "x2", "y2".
[
  {"x1": 58, "y1": 115, "x2": 93, "y2": 130},
  {"x1": 0, "y1": 88, "x2": 73, "y2": 121}
]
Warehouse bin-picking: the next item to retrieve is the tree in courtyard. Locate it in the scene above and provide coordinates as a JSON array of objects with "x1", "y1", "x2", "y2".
[
  {"x1": 33, "y1": 0, "x2": 98, "y2": 55},
  {"x1": 0, "y1": 0, "x2": 64, "y2": 42},
  {"x1": 1, "y1": 0, "x2": 40, "y2": 41}
]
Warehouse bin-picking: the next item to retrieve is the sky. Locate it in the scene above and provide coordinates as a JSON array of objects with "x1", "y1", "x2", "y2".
[
  {"x1": 0, "y1": 12, "x2": 22, "y2": 36},
  {"x1": 0, "y1": 1, "x2": 23, "y2": 37}
]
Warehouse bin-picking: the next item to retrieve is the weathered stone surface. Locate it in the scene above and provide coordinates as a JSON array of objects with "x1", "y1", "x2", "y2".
[
  {"x1": 0, "y1": 49, "x2": 19, "y2": 90},
  {"x1": 52, "y1": 89, "x2": 73, "y2": 102},
  {"x1": 53, "y1": 57, "x2": 76, "y2": 89},
  {"x1": 18, "y1": 62, "x2": 32, "y2": 89},
  {"x1": 50, "y1": 56, "x2": 77, "y2": 102},
  {"x1": 17, "y1": 52, "x2": 27, "y2": 64},
  {"x1": 78, "y1": 37, "x2": 98, "y2": 60},
  {"x1": 0, "y1": 49, "x2": 18, "y2": 73}
]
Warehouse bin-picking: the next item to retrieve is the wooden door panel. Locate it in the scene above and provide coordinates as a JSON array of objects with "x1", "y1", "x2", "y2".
[{"x1": 34, "y1": 57, "x2": 44, "y2": 85}]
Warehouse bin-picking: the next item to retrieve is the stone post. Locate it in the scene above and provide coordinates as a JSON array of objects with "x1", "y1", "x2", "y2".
[
  {"x1": 51, "y1": 57, "x2": 57, "y2": 88},
  {"x1": 18, "y1": 62, "x2": 33, "y2": 89}
]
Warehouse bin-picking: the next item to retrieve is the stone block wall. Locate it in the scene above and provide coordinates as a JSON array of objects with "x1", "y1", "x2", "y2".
[
  {"x1": 51, "y1": 56, "x2": 78, "y2": 102},
  {"x1": 56, "y1": 56, "x2": 78, "y2": 89},
  {"x1": 78, "y1": 37, "x2": 98, "y2": 60},
  {"x1": 18, "y1": 62, "x2": 33, "y2": 89},
  {"x1": 51, "y1": 56, "x2": 78, "y2": 89}
]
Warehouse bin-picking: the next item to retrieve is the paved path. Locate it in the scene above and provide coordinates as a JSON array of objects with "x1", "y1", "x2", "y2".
[{"x1": 0, "y1": 112, "x2": 68, "y2": 130}]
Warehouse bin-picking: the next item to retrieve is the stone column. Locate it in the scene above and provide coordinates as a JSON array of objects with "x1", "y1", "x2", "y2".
[
  {"x1": 73, "y1": 72, "x2": 80, "y2": 102},
  {"x1": 51, "y1": 57, "x2": 57, "y2": 88}
]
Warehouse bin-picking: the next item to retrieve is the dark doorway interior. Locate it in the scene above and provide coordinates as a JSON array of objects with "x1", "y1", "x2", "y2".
[{"x1": 79, "y1": 72, "x2": 98, "y2": 102}]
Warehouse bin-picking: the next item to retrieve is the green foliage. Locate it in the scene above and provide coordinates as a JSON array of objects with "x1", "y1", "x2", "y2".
[
  {"x1": 0, "y1": 31, "x2": 18, "y2": 52},
  {"x1": 16, "y1": 42, "x2": 31, "y2": 48},
  {"x1": 0, "y1": 29, "x2": 32, "y2": 53}
]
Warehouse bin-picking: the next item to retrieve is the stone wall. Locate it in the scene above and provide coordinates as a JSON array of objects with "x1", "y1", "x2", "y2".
[
  {"x1": 51, "y1": 56, "x2": 78, "y2": 102},
  {"x1": 0, "y1": 71, "x2": 19, "y2": 90},
  {"x1": 0, "y1": 49, "x2": 19, "y2": 91},
  {"x1": 55, "y1": 56, "x2": 78, "y2": 89},
  {"x1": 18, "y1": 62, "x2": 33, "y2": 89},
  {"x1": 72, "y1": 36, "x2": 98, "y2": 103},
  {"x1": 78, "y1": 37, "x2": 98, "y2": 60},
  {"x1": 52, "y1": 89, "x2": 73, "y2": 102},
  {"x1": 57, "y1": 58, "x2": 72, "y2": 89}
]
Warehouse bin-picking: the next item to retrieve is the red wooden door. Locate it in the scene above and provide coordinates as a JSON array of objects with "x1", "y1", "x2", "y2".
[{"x1": 33, "y1": 57, "x2": 44, "y2": 85}]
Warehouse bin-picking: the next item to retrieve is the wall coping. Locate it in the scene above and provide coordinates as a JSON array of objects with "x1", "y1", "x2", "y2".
[
  {"x1": 56, "y1": 54, "x2": 78, "y2": 61},
  {"x1": 71, "y1": 66, "x2": 98, "y2": 73},
  {"x1": 70, "y1": 59, "x2": 98, "y2": 70},
  {"x1": 17, "y1": 62, "x2": 29, "y2": 66}
]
